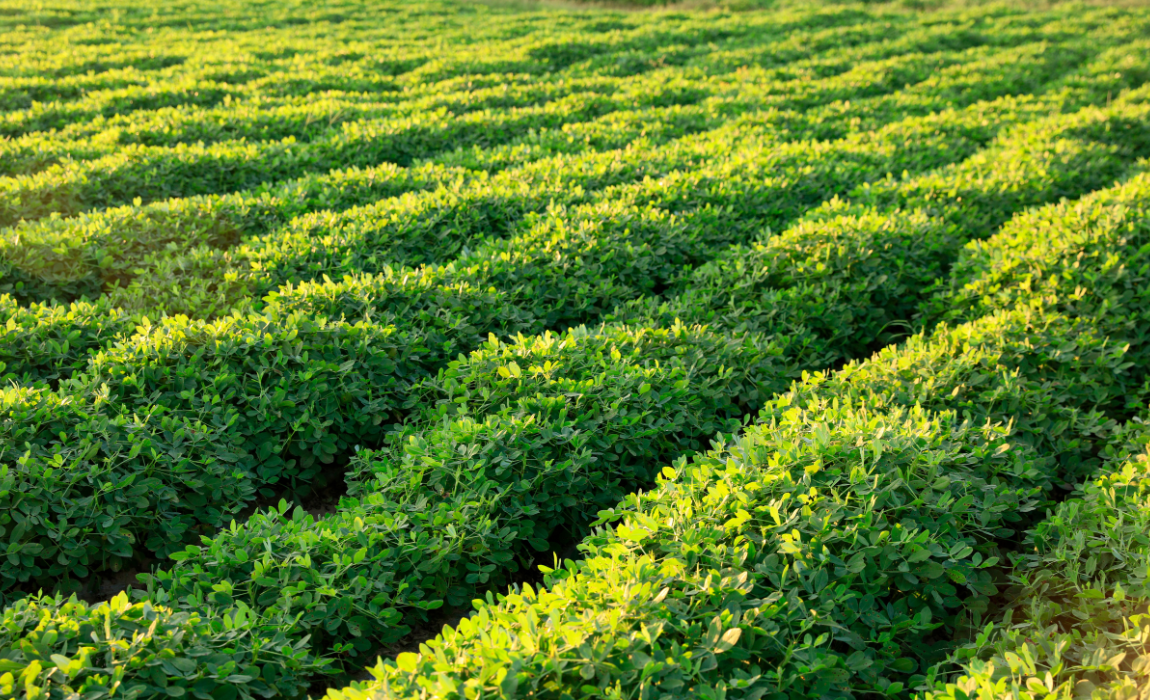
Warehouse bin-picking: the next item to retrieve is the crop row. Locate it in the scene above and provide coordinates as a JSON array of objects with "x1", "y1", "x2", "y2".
[
  {"x1": 1, "y1": 9, "x2": 1084, "y2": 152},
  {"x1": 4, "y1": 87, "x2": 1147, "y2": 563},
  {"x1": 0, "y1": 90, "x2": 1113, "y2": 395},
  {"x1": 8, "y1": 32, "x2": 1135, "y2": 310},
  {"x1": 2, "y1": 91, "x2": 1149, "y2": 697},
  {"x1": 927, "y1": 415, "x2": 1150, "y2": 700},
  {"x1": 1, "y1": 32, "x2": 1112, "y2": 231},
  {"x1": 4, "y1": 143, "x2": 1145, "y2": 698},
  {"x1": 3, "y1": 3, "x2": 1150, "y2": 698},
  {"x1": 319, "y1": 163, "x2": 1150, "y2": 699},
  {"x1": 104, "y1": 88, "x2": 1111, "y2": 320},
  {"x1": 4, "y1": 87, "x2": 1145, "y2": 390}
]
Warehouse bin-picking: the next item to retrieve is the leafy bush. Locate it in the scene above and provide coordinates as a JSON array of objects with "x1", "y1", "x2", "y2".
[
  {"x1": 335, "y1": 400, "x2": 1050, "y2": 699},
  {"x1": 3, "y1": 1, "x2": 1150, "y2": 697},
  {"x1": 923, "y1": 415, "x2": 1150, "y2": 700},
  {"x1": 145, "y1": 323, "x2": 795, "y2": 664},
  {"x1": 0, "y1": 592, "x2": 322, "y2": 700},
  {"x1": 0, "y1": 295, "x2": 135, "y2": 386},
  {"x1": 928, "y1": 167, "x2": 1150, "y2": 326},
  {"x1": 0, "y1": 385, "x2": 251, "y2": 596},
  {"x1": 74, "y1": 311, "x2": 432, "y2": 494}
]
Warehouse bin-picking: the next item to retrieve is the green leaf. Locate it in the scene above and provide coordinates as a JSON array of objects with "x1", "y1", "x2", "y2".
[
  {"x1": 395, "y1": 653, "x2": 420, "y2": 673},
  {"x1": 715, "y1": 628, "x2": 741, "y2": 653}
]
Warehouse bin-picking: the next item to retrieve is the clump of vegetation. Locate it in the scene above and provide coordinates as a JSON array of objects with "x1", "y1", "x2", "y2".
[{"x1": 0, "y1": 0, "x2": 1148, "y2": 697}]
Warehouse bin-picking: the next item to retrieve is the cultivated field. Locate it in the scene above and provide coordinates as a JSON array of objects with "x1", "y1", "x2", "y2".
[{"x1": 1, "y1": 0, "x2": 1150, "y2": 698}]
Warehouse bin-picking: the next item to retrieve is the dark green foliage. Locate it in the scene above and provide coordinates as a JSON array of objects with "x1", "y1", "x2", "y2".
[
  {"x1": 262, "y1": 271, "x2": 537, "y2": 358},
  {"x1": 75, "y1": 311, "x2": 431, "y2": 493},
  {"x1": 146, "y1": 323, "x2": 795, "y2": 664},
  {"x1": 619, "y1": 198, "x2": 955, "y2": 360},
  {"x1": 3, "y1": 1, "x2": 1150, "y2": 698},
  {"x1": 343, "y1": 401, "x2": 1050, "y2": 699},
  {"x1": 0, "y1": 384, "x2": 254, "y2": 592},
  {"x1": 923, "y1": 416, "x2": 1150, "y2": 700}
]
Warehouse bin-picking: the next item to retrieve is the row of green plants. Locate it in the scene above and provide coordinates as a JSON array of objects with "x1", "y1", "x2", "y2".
[
  {"x1": 0, "y1": 84, "x2": 1050, "y2": 388},
  {"x1": 0, "y1": 28, "x2": 1094, "y2": 231},
  {"x1": 320, "y1": 163, "x2": 1150, "y2": 699},
  {"x1": 921, "y1": 167, "x2": 1150, "y2": 697},
  {"x1": 2, "y1": 157, "x2": 1140, "y2": 698},
  {"x1": 74, "y1": 67, "x2": 1150, "y2": 321},
  {"x1": 2, "y1": 96, "x2": 1148, "y2": 699},
  {"x1": 6, "y1": 31, "x2": 1120, "y2": 309},
  {"x1": 2, "y1": 9, "x2": 1067, "y2": 156},
  {"x1": 636, "y1": 94, "x2": 1150, "y2": 357},
  {"x1": 3, "y1": 2, "x2": 1150, "y2": 698},
  {"x1": 925, "y1": 415, "x2": 1150, "y2": 700},
  {"x1": 1, "y1": 89, "x2": 1145, "y2": 601}
]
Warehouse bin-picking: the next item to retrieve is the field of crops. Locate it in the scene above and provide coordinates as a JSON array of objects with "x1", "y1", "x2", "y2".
[{"x1": 1, "y1": 0, "x2": 1150, "y2": 697}]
